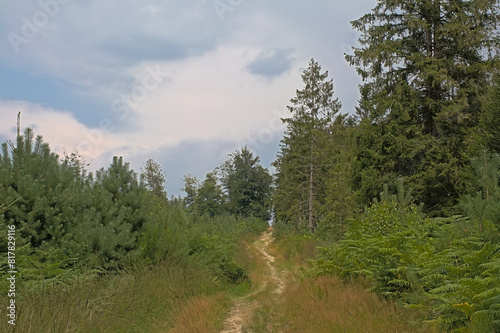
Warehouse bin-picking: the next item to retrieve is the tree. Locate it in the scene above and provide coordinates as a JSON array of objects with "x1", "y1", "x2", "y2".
[
  {"x1": 141, "y1": 158, "x2": 167, "y2": 199},
  {"x1": 195, "y1": 171, "x2": 226, "y2": 217},
  {"x1": 181, "y1": 174, "x2": 199, "y2": 209},
  {"x1": 481, "y1": 75, "x2": 500, "y2": 154},
  {"x1": 273, "y1": 59, "x2": 341, "y2": 231},
  {"x1": 322, "y1": 114, "x2": 358, "y2": 238},
  {"x1": 219, "y1": 147, "x2": 273, "y2": 220},
  {"x1": 347, "y1": 0, "x2": 500, "y2": 214}
]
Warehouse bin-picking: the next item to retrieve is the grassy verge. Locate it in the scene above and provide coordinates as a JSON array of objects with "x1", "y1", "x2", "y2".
[
  {"x1": 247, "y1": 233, "x2": 431, "y2": 333},
  {"x1": 0, "y1": 261, "x2": 230, "y2": 332},
  {"x1": 0, "y1": 213, "x2": 268, "y2": 333}
]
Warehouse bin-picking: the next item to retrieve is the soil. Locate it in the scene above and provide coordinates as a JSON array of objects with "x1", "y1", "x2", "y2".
[{"x1": 219, "y1": 228, "x2": 284, "y2": 333}]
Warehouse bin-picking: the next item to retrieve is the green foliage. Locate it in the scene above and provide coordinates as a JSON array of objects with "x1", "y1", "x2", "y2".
[
  {"x1": 273, "y1": 58, "x2": 342, "y2": 231},
  {"x1": 140, "y1": 158, "x2": 167, "y2": 200},
  {"x1": 461, "y1": 152, "x2": 500, "y2": 232},
  {"x1": 481, "y1": 75, "x2": 500, "y2": 154},
  {"x1": 139, "y1": 201, "x2": 267, "y2": 284},
  {"x1": 219, "y1": 146, "x2": 273, "y2": 221},
  {"x1": 348, "y1": 0, "x2": 500, "y2": 215},
  {"x1": 313, "y1": 198, "x2": 500, "y2": 332},
  {"x1": 195, "y1": 171, "x2": 226, "y2": 217}
]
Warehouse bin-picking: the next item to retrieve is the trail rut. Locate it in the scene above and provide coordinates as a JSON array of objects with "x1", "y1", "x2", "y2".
[{"x1": 220, "y1": 228, "x2": 284, "y2": 333}]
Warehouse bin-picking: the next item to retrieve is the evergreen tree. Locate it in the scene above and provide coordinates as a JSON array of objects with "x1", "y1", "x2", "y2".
[
  {"x1": 461, "y1": 152, "x2": 500, "y2": 232},
  {"x1": 273, "y1": 59, "x2": 341, "y2": 231},
  {"x1": 219, "y1": 147, "x2": 273, "y2": 220},
  {"x1": 348, "y1": 0, "x2": 500, "y2": 214},
  {"x1": 481, "y1": 75, "x2": 500, "y2": 154},
  {"x1": 322, "y1": 114, "x2": 358, "y2": 238},
  {"x1": 81, "y1": 156, "x2": 149, "y2": 269}
]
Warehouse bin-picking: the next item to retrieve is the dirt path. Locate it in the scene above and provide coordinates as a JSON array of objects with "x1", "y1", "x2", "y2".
[{"x1": 220, "y1": 228, "x2": 284, "y2": 333}]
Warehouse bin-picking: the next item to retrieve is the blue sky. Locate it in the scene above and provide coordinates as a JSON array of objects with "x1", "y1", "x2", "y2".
[{"x1": 0, "y1": 0, "x2": 375, "y2": 196}]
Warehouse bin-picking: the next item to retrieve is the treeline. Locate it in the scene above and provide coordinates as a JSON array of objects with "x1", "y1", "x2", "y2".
[
  {"x1": 271, "y1": 1, "x2": 500, "y2": 331},
  {"x1": 0, "y1": 130, "x2": 269, "y2": 295}
]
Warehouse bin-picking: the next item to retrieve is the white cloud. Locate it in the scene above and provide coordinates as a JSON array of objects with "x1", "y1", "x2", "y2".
[
  {"x1": 0, "y1": 0, "x2": 378, "y2": 193},
  {"x1": 0, "y1": 100, "x2": 126, "y2": 165},
  {"x1": 123, "y1": 45, "x2": 302, "y2": 147}
]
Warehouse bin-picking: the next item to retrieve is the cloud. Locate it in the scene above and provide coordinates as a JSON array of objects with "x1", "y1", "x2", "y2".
[
  {"x1": 246, "y1": 48, "x2": 294, "y2": 78},
  {"x1": 0, "y1": 100, "x2": 126, "y2": 164},
  {"x1": 0, "y1": 0, "x2": 380, "y2": 197},
  {"x1": 116, "y1": 45, "x2": 301, "y2": 146}
]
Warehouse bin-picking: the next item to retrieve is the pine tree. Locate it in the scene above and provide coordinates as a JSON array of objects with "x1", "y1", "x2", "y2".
[
  {"x1": 273, "y1": 59, "x2": 341, "y2": 231},
  {"x1": 348, "y1": 0, "x2": 500, "y2": 214}
]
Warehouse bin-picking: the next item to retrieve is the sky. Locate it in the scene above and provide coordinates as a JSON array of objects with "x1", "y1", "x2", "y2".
[{"x1": 0, "y1": 0, "x2": 376, "y2": 196}]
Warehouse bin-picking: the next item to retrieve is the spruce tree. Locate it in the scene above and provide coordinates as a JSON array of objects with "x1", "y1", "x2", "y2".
[
  {"x1": 348, "y1": 0, "x2": 500, "y2": 214},
  {"x1": 273, "y1": 59, "x2": 341, "y2": 231},
  {"x1": 322, "y1": 114, "x2": 358, "y2": 238}
]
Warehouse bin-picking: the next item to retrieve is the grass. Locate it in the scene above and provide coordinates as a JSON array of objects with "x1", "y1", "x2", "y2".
[
  {"x1": 246, "y1": 232, "x2": 433, "y2": 333},
  {"x1": 0, "y1": 261, "x2": 231, "y2": 333},
  {"x1": 277, "y1": 276, "x2": 426, "y2": 333},
  {"x1": 0, "y1": 230, "x2": 263, "y2": 333}
]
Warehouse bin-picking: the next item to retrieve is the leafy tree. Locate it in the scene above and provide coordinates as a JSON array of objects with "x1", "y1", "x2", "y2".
[
  {"x1": 273, "y1": 58, "x2": 341, "y2": 231},
  {"x1": 141, "y1": 158, "x2": 167, "y2": 199},
  {"x1": 219, "y1": 147, "x2": 273, "y2": 220},
  {"x1": 348, "y1": 0, "x2": 500, "y2": 214},
  {"x1": 181, "y1": 174, "x2": 200, "y2": 209}
]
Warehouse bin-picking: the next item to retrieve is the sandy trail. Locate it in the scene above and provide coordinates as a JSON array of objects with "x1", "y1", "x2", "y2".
[{"x1": 220, "y1": 228, "x2": 284, "y2": 333}]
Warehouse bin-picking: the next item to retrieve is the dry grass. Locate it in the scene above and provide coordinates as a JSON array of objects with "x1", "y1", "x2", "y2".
[
  {"x1": 278, "y1": 276, "x2": 425, "y2": 333},
  {"x1": 167, "y1": 294, "x2": 227, "y2": 333},
  {"x1": 246, "y1": 232, "x2": 430, "y2": 333},
  {"x1": 0, "y1": 262, "x2": 229, "y2": 333}
]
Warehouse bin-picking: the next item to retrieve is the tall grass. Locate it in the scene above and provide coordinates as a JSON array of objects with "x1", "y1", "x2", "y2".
[
  {"x1": 246, "y1": 230, "x2": 430, "y2": 332},
  {"x1": 0, "y1": 261, "x2": 227, "y2": 333},
  {"x1": 278, "y1": 276, "x2": 427, "y2": 333},
  {"x1": 0, "y1": 207, "x2": 268, "y2": 332}
]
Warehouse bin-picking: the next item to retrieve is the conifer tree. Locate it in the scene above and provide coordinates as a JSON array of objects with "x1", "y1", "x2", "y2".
[
  {"x1": 273, "y1": 59, "x2": 341, "y2": 231},
  {"x1": 219, "y1": 147, "x2": 273, "y2": 220},
  {"x1": 482, "y1": 75, "x2": 500, "y2": 154},
  {"x1": 322, "y1": 115, "x2": 358, "y2": 237},
  {"x1": 348, "y1": 0, "x2": 500, "y2": 214},
  {"x1": 181, "y1": 174, "x2": 199, "y2": 209}
]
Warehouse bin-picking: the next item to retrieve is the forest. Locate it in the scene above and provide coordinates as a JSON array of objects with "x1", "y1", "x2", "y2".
[{"x1": 1, "y1": 1, "x2": 500, "y2": 332}]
